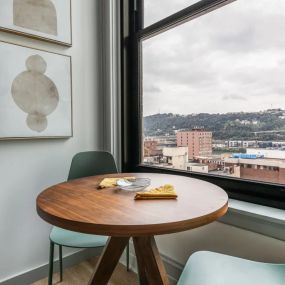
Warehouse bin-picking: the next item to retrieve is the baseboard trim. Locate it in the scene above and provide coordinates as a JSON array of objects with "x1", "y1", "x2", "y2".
[
  {"x1": 1, "y1": 247, "x2": 104, "y2": 285},
  {"x1": 2, "y1": 243, "x2": 184, "y2": 285}
]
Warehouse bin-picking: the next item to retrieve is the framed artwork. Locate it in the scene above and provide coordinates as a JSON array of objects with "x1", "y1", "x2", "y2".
[
  {"x1": 0, "y1": 0, "x2": 72, "y2": 46},
  {"x1": 0, "y1": 41, "x2": 73, "y2": 139}
]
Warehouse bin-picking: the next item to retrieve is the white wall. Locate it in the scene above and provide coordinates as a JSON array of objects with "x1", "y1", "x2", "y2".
[
  {"x1": 156, "y1": 222, "x2": 285, "y2": 266},
  {"x1": 0, "y1": 0, "x2": 103, "y2": 282}
]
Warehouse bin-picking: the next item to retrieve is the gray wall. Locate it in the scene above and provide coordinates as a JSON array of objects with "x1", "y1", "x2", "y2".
[{"x1": 0, "y1": 0, "x2": 103, "y2": 282}]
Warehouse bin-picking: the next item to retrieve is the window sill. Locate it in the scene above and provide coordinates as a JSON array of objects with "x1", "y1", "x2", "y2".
[{"x1": 219, "y1": 199, "x2": 285, "y2": 241}]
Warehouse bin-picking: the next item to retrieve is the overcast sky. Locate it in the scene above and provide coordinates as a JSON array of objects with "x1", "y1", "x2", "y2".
[{"x1": 143, "y1": 0, "x2": 285, "y2": 116}]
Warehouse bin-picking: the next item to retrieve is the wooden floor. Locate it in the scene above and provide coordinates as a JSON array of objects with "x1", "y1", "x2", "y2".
[{"x1": 32, "y1": 258, "x2": 138, "y2": 285}]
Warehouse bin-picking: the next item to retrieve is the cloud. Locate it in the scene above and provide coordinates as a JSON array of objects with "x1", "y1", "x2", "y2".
[
  {"x1": 222, "y1": 94, "x2": 247, "y2": 101},
  {"x1": 143, "y1": 0, "x2": 285, "y2": 116},
  {"x1": 144, "y1": 84, "x2": 161, "y2": 93}
]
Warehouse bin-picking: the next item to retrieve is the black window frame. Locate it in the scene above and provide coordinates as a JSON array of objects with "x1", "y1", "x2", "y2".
[{"x1": 121, "y1": 0, "x2": 285, "y2": 210}]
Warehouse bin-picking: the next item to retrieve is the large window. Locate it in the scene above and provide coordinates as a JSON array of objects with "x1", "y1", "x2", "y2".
[{"x1": 122, "y1": 0, "x2": 285, "y2": 209}]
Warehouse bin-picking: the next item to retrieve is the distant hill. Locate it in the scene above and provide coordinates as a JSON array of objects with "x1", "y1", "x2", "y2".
[{"x1": 144, "y1": 109, "x2": 285, "y2": 141}]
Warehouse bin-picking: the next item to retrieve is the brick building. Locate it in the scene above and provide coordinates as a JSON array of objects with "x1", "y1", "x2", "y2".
[
  {"x1": 176, "y1": 128, "x2": 212, "y2": 160},
  {"x1": 144, "y1": 140, "x2": 162, "y2": 157},
  {"x1": 224, "y1": 157, "x2": 285, "y2": 184}
]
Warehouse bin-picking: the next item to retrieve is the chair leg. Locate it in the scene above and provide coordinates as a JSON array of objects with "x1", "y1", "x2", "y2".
[
  {"x1": 59, "y1": 245, "x2": 63, "y2": 282},
  {"x1": 48, "y1": 241, "x2": 54, "y2": 285},
  {"x1": 126, "y1": 241, "x2": 130, "y2": 271}
]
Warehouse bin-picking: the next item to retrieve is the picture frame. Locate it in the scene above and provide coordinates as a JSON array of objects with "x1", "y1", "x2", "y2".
[
  {"x1": 0, "y1": 0, "x2": 72, "y2": 46},
  {"x1": 0, "y1": 40, "x2": 73, "y2": 140}
]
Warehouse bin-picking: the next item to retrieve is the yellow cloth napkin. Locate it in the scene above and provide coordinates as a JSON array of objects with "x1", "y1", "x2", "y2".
[
  {"x1": 134, "y1": 184, "x2": 177, "y2": 200},
  {"x1": 98, "y1": 177, "x2": 135, "y2": 189}
]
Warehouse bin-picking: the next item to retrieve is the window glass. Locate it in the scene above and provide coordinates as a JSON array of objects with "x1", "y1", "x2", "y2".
[
  {"x1": 143, "y1": 0, "x2": 285, "y2": 185},
  {"x1": 144, "y1": 0, "x2": 201, "y2": 27}
]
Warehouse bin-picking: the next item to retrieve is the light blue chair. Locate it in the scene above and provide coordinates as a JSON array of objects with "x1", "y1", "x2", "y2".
[
  {"x1": 177, "y1": 251, "x2": 285, "y2": 285},
  {"x1": 48, "y1": 151, "x2": 130, "y2": 285}
]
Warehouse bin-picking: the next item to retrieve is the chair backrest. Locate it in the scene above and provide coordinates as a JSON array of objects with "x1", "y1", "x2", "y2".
[{"x1": 67, "y1": 151, "x2": 118, "y2": 181}]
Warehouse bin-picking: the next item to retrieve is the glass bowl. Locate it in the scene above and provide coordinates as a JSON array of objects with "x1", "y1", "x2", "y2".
[{"x1": 117, "y1": 178, "x2": 151, "y2": 192}]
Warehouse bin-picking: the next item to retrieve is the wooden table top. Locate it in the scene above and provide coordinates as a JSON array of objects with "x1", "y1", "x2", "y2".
[{"x1": 37, "y1": 173, "x2": 228, "y2": 236}]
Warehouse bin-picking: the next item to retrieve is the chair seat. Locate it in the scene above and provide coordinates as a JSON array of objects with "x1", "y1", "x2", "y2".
[
  {"x1": 177, "y1": 251, "x2": 285, "y2": 285},
  {"x1": 50, "y1": 227, "x2": 108, "y2": 248}
]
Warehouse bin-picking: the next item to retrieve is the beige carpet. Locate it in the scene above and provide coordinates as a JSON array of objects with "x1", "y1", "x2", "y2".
[{"x1": 32, "y1": 258, "x2": 137, "y2": 285}]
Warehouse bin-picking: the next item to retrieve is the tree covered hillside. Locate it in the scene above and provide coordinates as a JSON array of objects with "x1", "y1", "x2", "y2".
[{"x1": 144, "y1": 109, "x2": 285, "y2": 140}]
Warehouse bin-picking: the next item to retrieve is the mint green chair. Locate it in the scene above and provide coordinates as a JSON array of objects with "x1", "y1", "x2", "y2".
[
  {"x1": 48, "y1": 151, "x2": 130, "y2": 285},
  {"x1": 177, "y1": 251, "x2": 285, "y2": 285}
]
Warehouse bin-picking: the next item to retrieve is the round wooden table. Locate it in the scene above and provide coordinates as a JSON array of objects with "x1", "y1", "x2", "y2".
[{"x1": 37, "y1": 173, "x2": 228, "y2": 285}]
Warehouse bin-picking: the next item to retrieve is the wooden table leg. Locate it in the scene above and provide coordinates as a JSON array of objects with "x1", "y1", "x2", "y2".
[
  {"x1": 133, "y1": 236, "x2": 170, "y2": 285},
  {"x1": 89, "y1": 236, "x2": 130, "y2": 285},
  {"x1": 133, "y1": 237, "x2": 148, "y2": 285}
]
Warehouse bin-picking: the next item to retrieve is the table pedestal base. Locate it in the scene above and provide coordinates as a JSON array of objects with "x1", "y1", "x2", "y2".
[{"x1": 89, "y1": 236, "x2": 170, "y2": 285}]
